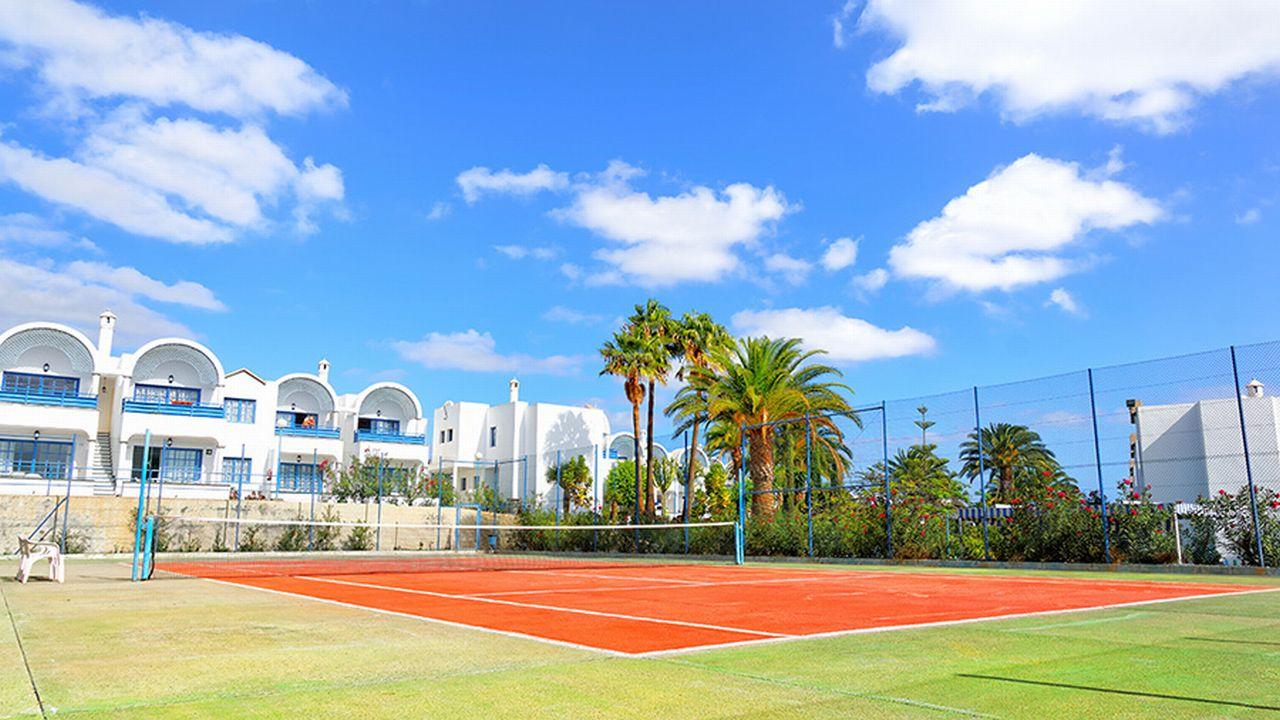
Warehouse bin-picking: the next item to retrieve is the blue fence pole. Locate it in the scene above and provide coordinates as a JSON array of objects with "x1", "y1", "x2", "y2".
[
  {"x1": 805, "y1": 413, "x2": 813, "y2": 558},
  {"x1": 1230, "y1": 345, "x2": 1267, "y2": 566},
  {"x1": 156, "y1": 442, "x2": 168, "y2": 517},
  {"x1": 61, "y1": 433, "x2": 76, "y2": 554},
  {"x1": 736, "y1": 428, "x2": 747, "y2": 564},
  {"x1": 973, "y1": 387, "x2": 990, "y2": 560},
  {"x1": 555, "y1": 449, "x2": 562, "y2": 526},
  {"x1": 375, "y1": 453, "x2": 384, "y2": 551},
  {"x1": 234, "y1": 443, "x2": 245, "y2": 552},
  {"x1": 435, "y1": 456, "x2": 443, "y2": 550},
  {"x1": 141, "y1": 516, "x2": 155, "y2": 578},
  {"x1": 131, "y1": 430, "x2": 151, "y2": 581},
  {"x1": 881, "y1": 403, "x2": 891, "y2": 559},
  {"x1": 1087, "y1": 368, "x2": 1112, "y2": 563}
]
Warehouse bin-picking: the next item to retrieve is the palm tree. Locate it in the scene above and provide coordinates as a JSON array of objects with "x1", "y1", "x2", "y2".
[
  {"x1": 665, "y1": 312, "x2": 731, "y2": 522},
  {"x1": 959, "y1": 423, "x2": 1059, "y2": 502},
  {"x1": 599, "y1": 327, "x2": 657, "y2": 520},
  {"x1": 914, "y1": 405, "x2": 935, "y2": 446},
  {"x1": 695, "y1": 337, "x2": 852, "y2": 520},
  {"x1": 629, "y1": 299, "x2": 674, "y2": 516}
]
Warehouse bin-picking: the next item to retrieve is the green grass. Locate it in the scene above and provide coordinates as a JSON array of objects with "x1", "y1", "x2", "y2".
[{"x1": 1, "y1": 559, "x2": 1277, "y2": 719}]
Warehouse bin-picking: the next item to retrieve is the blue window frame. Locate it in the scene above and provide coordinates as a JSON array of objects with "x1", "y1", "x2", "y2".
[
  {"x1": 358, "y1": 417, "x2": 400, "y2": 435},
  {"x1": 225, "y1": 398, "x2": 256, "y2": 424},
  {"x1": 0, "y1": 439, "x2": 72, "y2": 479},
  {"x1": 278, "y1": 462, "x2": 322, "y2": 493},
  {"x1": 222, "y1": 457, "x2": 252, "y2": 485},
  {"x1": 134, "y1": 383, "x2": 200, "y2": 405},
  {"x1": 2, "y1": 372, "x2": 79, "y2": 397},
  {"x1": 130, "y1": 446, "x2": 203, "y2": 483}
]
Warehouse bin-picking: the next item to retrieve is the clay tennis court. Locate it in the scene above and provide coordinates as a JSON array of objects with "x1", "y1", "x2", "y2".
[{"x1": 154, "y1": 559, "x2": 1261, "y2": 655}]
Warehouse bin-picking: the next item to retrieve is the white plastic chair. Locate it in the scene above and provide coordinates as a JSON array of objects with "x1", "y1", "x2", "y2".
[{"x1": 16, "y1": 536, "x2": 64, "y2": 583}]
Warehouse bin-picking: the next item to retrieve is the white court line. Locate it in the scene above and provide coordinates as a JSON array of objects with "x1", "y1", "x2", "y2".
[
  {"x1": 509, "y1": 569, "x2": 710, "y2": 585},
  {"x1": 295, "y1": 575, "x2": 791, "y2": 639},
  {"x1": 154, "y1": 569, "x2": 629, "y2": 657},
  {"x1": 471, "y1": 574, "x2": 861, "y2": 598},
  {"x1": 632, "y1": 586, "x2": 1280, "y2": 658}
]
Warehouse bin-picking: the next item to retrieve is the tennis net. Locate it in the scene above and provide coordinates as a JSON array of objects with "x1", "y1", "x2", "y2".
[{"x1": 139, "y1": 514, "x2": 740, "y2": 580}]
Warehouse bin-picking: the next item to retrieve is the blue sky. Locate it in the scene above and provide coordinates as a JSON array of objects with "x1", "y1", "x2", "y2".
[{"x1": 1, "y1": 1, "x2": 1278, "y2": 436}]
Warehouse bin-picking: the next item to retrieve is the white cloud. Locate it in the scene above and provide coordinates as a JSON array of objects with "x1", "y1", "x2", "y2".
[
  {"x1": 0, "y1": 0, "x2": 345, "y2": 117},
  {"x1": 559, "y1": 263, "x2": 583, "y2": 281},
  {"x1": 64, "y1": 261, "x2": 226, "y2": 311},
  {"x1": 456, "y1": 164, "x2": 569, "y2": 204},
  {"x1": 832, "y1": 1, "x2": 857, "y2": 49},
  {"x1": 0, "y1": 212, "x2": 96, "y2": 250},
  {"x1": 426, "y1": 202, "x2": 452, "y2": 221},
  {"x1": 731, "y1": 306, "x2": 936, "y2": 363},
  {"x1": 1046, "y1": 287, "x2": 1085, "y2": 317},
  {"x1": 0, "y1": 140, "x2": 234, "y2": 244},
  {"x1": 558, "y1": 161, "x2": 792, "y2": 286},
  {"x1": 1236, "y1": 207, "x2": 1261, "y2": 225},
  {"x1": 764, "y1": 253, "x2": 812, "y2": 285},
  {"x1": 821, "y1": 236, "x2": 859, "y2": 271},
  {"x1": 392, "y1": 330, "x2": 582, "y2": 375},
  {"x1": 0, "y1": 255, "x2": 203, "y2": 343},
  {"x1": 542, "y1": 305, "x2": 603, "y2": 325},
  {"x1": 887, "y1": 154, "x2": 1162, "y2": 293},
  {"x1": 852, "y1": 267, "x2": 889, "y2": 294},
  {"x1": 494, "y1": 244, "x2": 556, "y2": 261},
  {"x1": 858, "y1": 0, "x2": 1280, "y2": 133}
]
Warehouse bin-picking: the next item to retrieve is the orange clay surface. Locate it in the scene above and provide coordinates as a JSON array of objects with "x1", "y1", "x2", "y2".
[{"x1": 156, "y1": 561, "x2": 1257, "y2": 655}]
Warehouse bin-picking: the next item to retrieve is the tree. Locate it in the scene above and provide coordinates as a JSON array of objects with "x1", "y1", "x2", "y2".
[
  {"x1": 600, "y1": 326, "x2": 659, "y2": 522},
  {"x1": 603, "y1": 459, "x2": 640, "y2": 521},
  {"x1": 628, "y1": 299, "x2": 675, "y2": 516},
  {"x1": 694, "y1": 337, "x2": 853, "y2": 521},
  {"x1": 700, "y1": 463, "x2": 733, "y2": 520},
  {"x1": 959, "y1": 423, "x2": 1060, "y2": 503},
  {"x1": 887, "y1": 444, "x2": 966, "y2": 514},
  {"x1": 914, "y1": 406, "x2": 935, "y2": 446},
  {"x1": 666, "y1": 311, "x2": 732, "y2": 523},
  {"x1": 546, "y1": 454, "x2": 592, "y2": 513},
  {"x1": 651, "y1": 455, "x2": 680, "y2": 515}
]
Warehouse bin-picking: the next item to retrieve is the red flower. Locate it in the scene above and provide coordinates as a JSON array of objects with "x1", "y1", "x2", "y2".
[{"x1": 1042, "y1": 470, "x2": 1052, "y2": 477}]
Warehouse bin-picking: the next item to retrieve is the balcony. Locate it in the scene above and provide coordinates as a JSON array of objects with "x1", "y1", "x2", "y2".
[
  {"x1": 0, "y1": 389, "x2": 97, "y2": 409},
  {"x1": 275, "y1": 423, "x2": 341, "y2": 439},
  {"x1": 123, "y1": 399, "x2": 226, "y2": 418},
  {"x1": 356, "y1": 430, "x2": 426, "y2": 445}
]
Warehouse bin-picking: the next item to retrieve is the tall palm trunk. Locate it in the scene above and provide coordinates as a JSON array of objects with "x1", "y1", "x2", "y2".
[
  {"x1": 748, "y1": 427, "x2": 776, "y2": 520},
  {"x1": 645, "y1": 378, "x2": 656, "y2": 516},
  {"x1": 631, "y1": 401, "x2": 642, "y2": 522},
  {"x1": 684, "y1": 416, "x2": 700, "y2": 522}
]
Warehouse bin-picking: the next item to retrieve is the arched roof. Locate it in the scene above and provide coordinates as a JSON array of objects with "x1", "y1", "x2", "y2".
[
  {"x1": 125, "y1": 338, "x2": 225, "y2": 386},
  {"x1": 356, "y1": 382, "x2": 423, "y2": 419},
  {"x1": 276, "y1": 373, "x2": 338, "y2": 415},
  {"x1": 0, "y1": 322, "x2": 98, "y2": 375}
]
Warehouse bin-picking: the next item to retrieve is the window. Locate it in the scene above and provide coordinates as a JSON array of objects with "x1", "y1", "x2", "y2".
[
  {"x1": 134, "y1": 384, "x2": 200, "y2": 405},
  {"x1": 225, "y1": 398, "x2": 256, "y2": 424},
  {"x1": 358, "y1": 417, "x2": 401, "y2": 435},
  {"x1": 276, "y1": 410, "x2": 319, "y2": 428},
  {"x1": 439, "y1": 430, "x2": 446, "y2": 443},
  {"x1": 2, "y1": 372, "x2": 80, "y2": 397},
  {"x1": 222, "y1": 457, "x2": 252, "y2": 485},
  {"x1": 131, "y1": 446, "x2": 203, "y2": 483},
  {"x1": 446, "y1": 428, "x2": 453, "y2": 442},
  {"x1": 0, "y1": 439, "x2": 72, "y2": 479},
  {"x1": 489, "y1": 426, "x2": 497, "y2": 448},
  {"x1": 278, "y1": 463, "x2": 322, "y2": 493}
]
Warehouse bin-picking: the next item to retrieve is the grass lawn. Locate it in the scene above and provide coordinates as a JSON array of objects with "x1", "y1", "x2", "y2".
[{"x1": 0, "y1": 559, "x2": 1276, "y2": 719}]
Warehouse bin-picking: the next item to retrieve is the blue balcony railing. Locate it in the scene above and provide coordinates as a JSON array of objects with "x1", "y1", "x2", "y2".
[
  {"x1": 356, "y1": 430, "x2": 426, "y2": 445},
  {"x1": 0, "y1": 390, "x2": 98, "y2": 409},
  {"x1": 123, "y1": 399, "x2": 226, "y2": 418},
  {"x1": 275, "y1": 424, "x2": 341, "y2": 439},
  {"x1": 0, "y1": 460, "x2": 72, "y2": 480}
]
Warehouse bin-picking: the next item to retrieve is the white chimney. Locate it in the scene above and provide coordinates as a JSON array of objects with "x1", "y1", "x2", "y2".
[
  {"x1": 509, "y1": 377, "x2": 520, "y2": 403},
  {"x1": 97, "y1": 310, "x2": 116, "y2": 360},
  {"x1": 1246, "y1": 379, "x2": 1264, "y2": 398},
  {"x1": 318, "y1": 358, "x2": 331, "y2": 383}
]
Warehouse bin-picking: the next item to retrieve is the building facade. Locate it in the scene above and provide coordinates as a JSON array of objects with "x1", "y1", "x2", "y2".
[{"x1": 0, "y1": 312, "x2": 430, "y2": 499}]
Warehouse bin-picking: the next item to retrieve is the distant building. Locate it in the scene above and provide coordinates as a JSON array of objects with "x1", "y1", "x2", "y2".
[{"x1": 1128, "y1": 380, "x2": 1277, "y2": 504}]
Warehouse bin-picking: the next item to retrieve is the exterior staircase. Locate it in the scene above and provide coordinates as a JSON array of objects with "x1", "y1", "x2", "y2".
[{"x1": 91, "y1": 433, "x2": 117, "y2": 496}]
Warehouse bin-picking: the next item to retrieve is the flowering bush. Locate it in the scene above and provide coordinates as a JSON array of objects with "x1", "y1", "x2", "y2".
[{"x1": 1190, "y1": 487, "x2": 1280, "y2": 566}]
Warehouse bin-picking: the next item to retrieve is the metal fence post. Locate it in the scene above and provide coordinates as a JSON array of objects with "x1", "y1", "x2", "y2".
[
  {"x1": 130, "y1": 429, "x2": 151, "y2": 581},
  {"x1": 61, "y1": 433, "x2": 75, "y2": 554},
  {"x1": 309, "y1": 448, "x2": 318, "y2": 550},
  {"x1": 555, "y1": 449, "x2": 562, "y2": 525},
  {"x1": 1230, "y1": 345, "x2": 1267, "y2": 566},
  {"x1": 737, "y1": 427, "x2": 747, "y2": 564},
  {"x1": 375, "y1": 453, "x2": 384, "y2": 551},
  {"x1": 805, "y1": 413, "x2": 814, "y2": 558},
  {"x1": 234, "y1": 442, "x2": 245, "y2": 552},
  {"x1": 973, "y1": 387, "x2": 990, "y2": 560},
  {"x1": 1087, "y1": 368, "x2": 1112, "y2": 562},
  {"x1": 881, "y1": 403, "x2": 891, "y2": 559},
  {"x1": 435, "y1": 456, "x2": 444, "y2": 550}
]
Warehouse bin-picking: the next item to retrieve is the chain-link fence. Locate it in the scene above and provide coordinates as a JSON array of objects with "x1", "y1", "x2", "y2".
[{"x1": 740, "y1": 342, "x2": 1280, "y2": 567}]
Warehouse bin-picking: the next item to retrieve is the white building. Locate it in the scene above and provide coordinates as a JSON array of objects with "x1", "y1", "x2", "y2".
[
  {"x1": 0, "y1": 312, "x2": 430, "y2": 499},
  {"x1": 1130, "y1": 380, "x2": 1276, "y2": 504}
]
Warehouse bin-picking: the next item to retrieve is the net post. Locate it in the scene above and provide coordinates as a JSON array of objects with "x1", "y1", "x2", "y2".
[
  {"x1": 805, "y1": 414, "x2": 813, "y2": 558},
  {"x1": 131, "y1": 429, "x2": 151, "y2": 582},
  {"x1": 1087, "y1": 368, "x2": 1112, "y2": 563},
  {"x1": 973, "y1": 387, "x2": 990, "y2": 561},
  {"x1": 881, "y1": 403, "x2": 891, "y2": 559},
  {"x1": 1230, "y1": 345, "x2": 1267, "y2": 566}
]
